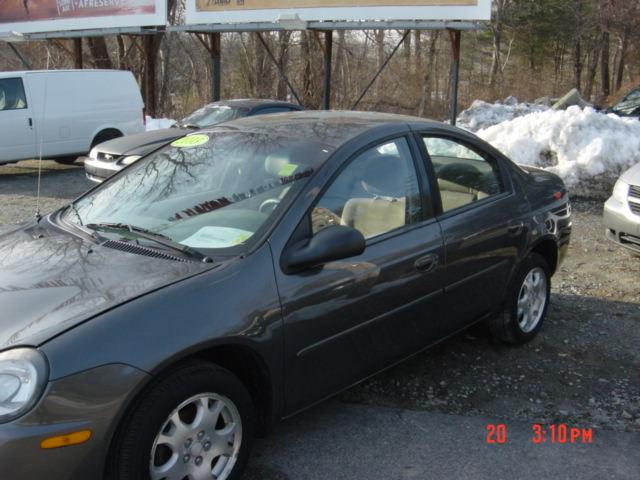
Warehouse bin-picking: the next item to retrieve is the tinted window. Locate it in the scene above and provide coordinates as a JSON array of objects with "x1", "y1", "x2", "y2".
[
  {"x1": 253, "y1": 107, "x2": 297, "y2": 115},
  {"x1": 612, "y1": 89, "x2": 640, "y2": 116},
  {"x1": 0, "y1": 78, "x2": 27, "y2": 111},
  {"x1": 312, "y1": 138, "x2": 422, "y2": 240},
  {"x1": 423, "y1": 137, "x2": 504, "y2": 213},
  {"x1": 180, "y1": 105, "x2": 244, "y2": 128}
]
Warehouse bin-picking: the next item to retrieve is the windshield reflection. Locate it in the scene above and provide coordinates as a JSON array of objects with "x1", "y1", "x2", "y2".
[{"x1": 67, "y1": 132, "x2": 332, "y2": 253}]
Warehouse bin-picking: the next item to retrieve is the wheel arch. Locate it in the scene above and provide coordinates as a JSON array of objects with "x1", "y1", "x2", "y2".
[
  {"x1": 104, "y1": 343, "x2": 274, "y2": 478},
  {"x1": 90, "y1": 127, "x2": 124, "y2": 148},
  {"x1": 528, "y1": 237, "x2": 559, "y2": 275}
]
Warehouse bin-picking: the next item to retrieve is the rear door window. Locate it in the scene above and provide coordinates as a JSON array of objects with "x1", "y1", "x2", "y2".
[
  {"x1": 422, "y1": 136, "x2": 505, "y2": 213},
  {"x1": 0, "y1": 78, "x2": 27, "y2": 111}
]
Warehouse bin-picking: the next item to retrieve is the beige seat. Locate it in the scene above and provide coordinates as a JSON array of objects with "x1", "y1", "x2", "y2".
[
  {"x1": 341, "y1": 197, "x2": 406, "y2": 239},
  {"x1": 437, "y1": 178, "x2": 490, "y2": 212},
  {"x1": 439, "y1": 191, "x2": 476, "y2": 212}
]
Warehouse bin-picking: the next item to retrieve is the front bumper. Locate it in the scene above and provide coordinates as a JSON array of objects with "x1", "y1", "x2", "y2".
[
  {"x1": 603, "y1": 195, "x2": 640, "y2": 253},
  {"x1": 0, "y1": 364, "x2": 148, "y2": 480},
  {"x1": 83, "y1": 156, "x2": 122, "y2": 183}
]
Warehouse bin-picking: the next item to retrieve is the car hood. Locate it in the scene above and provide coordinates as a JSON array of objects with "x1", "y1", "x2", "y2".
[
  {"x1": 0, "y1": 220, "x2": 214, "y2": 349},
  {"x1": 96, "y1": 128, "x2": 191, "y2": 157},
  {"x1": 621, "y1": 162, "x2": 640, "y2": 185}
]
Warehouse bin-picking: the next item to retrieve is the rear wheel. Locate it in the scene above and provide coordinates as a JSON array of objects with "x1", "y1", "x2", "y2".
[
  {"x1": 53, "y1": 156, "x2": 78, "y2": 165},
  {"x1": 489, "y1": 253, "x2": 551, "y2": 345},
  {"x1": 91, "y1": 129, "x2": 122, "y2": 148},
  {"x1": 108, "y1": 362, "x2": 255, "y2": 480}
]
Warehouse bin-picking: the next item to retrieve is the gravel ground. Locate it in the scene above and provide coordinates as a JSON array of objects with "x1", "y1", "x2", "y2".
[{"x1": 1, "y1": 159, "x2": 639, "y2": 435}]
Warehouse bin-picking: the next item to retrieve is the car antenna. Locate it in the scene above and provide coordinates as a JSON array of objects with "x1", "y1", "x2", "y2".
[{"x1": 35, "y1": 51, "x2": 50, "y2": 221}]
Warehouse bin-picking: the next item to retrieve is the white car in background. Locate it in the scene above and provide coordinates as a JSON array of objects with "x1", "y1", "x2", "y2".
[
  {"x1": 604, "y1": 163, "x2": 640, "y2": 255},
  {"x1": 0, "y1": 69, "x2": 144, "y2": 165}
]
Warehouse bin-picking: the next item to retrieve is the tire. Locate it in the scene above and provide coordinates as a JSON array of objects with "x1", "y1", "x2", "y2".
[
  {"x1": 108, "y1": 362, "x2": 255, "y2": 480},
  {"x1": 53, "y1": 156, "x2": 78, "y2": 165},
  {"x1": 489, "y1": 253, "x2": 551, "y2": 345},
  {"x1": 91, "y1": 129, "x2": 122, "y2": 148}
]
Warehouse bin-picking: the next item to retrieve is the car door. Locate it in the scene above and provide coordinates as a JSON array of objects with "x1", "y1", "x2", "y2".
[
  {"x1": 0, "y1": 77, "x2": 35, "y2": 163},
  {"x1": 274, "y1": 136, "x2": 444, "y2": 414},
  {"x1": 418, "y1": 133, "x2": 530, "y2": 337}
]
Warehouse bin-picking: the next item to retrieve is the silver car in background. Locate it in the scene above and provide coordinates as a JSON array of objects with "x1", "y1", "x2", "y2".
[{"x1": 604, "y1": 162, "x2": 640, "y2": 254}]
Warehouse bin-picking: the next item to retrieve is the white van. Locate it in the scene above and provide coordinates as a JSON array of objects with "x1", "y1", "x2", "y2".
[{"x1": 0, "y1": 69, "x2": 144, "y2": 164}]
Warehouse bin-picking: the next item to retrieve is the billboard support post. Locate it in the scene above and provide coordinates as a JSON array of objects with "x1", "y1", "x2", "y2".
[
  {"x1": 322, "y1": 30, "x2": 333, "y2": 110},
  {"x1": 351, "y1": 30, "x2": 410, "y2": 110},
  {"x1": 211, "y1": 32, "x2": 221, "y2": 102},
  {"x1": 74, "y1": 38, "x2": 83, "y2": 69},
  {"x1": 144, "y1": 35, "x2": 158, "y2": 117},
  {"x1": 449, "y1": 28, "x2": 461, "y2": 126},
  {"x1": 256, "y1": 32, "x2": 303, "y2": 106},
  {"x1": 7, "y1": 43, "x2": 31, "y2": 69}
]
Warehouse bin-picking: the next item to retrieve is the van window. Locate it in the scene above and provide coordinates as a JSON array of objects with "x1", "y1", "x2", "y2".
[{"x1": 0, "y1": 78, "x2": 27, "y2": 111}]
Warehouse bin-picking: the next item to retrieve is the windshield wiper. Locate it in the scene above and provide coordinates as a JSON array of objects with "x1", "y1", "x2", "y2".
[{"x1": 86, "y1": 222, "x2": 213, "y2": 263}]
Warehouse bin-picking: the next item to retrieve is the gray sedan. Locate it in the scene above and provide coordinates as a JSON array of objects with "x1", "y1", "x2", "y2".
[
  {"x1": 84, "y1": 99, "x2": 302, "y2": 183},
  {"x1": 0, "y1": 112, "x2": 571, "y2": 480},
  {"x1": 604, "y1": 162, "x2": 640, "y2": 254}
]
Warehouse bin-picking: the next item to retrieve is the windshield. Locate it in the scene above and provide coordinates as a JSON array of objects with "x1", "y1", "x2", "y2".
[
  {"x1": 612, "y1": 88, "x2": 640, "y2": 116},
  {"x1": 180, "y1": 105, "x2": 245, "y2": 128},
  {"x1": 65, "y1": 132, "x2": 333, "y2": 254}
]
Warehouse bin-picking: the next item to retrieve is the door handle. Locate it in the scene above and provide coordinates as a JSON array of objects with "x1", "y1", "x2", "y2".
[
  {"x1": 415, "y1": 254, "x2": 439, "y2": 274},
  {"x1": 507, "y1": 221, "x2": 525, "y2": 236},
  {"x1": 28, "y1": 118, "x2": 33, "y2": 128}
]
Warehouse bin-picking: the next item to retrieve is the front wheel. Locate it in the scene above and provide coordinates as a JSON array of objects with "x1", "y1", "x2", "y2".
[
  {"x1": 108, "y1": 362, "x2": 255, "y2": 480},
  {"x1": 489, "y1": 253, "x2": 551, "y2": 345}
]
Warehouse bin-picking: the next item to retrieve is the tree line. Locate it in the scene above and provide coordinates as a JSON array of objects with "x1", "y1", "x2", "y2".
[{"x1": 1, "y1": 0, "x2": 638, "y2": 119}]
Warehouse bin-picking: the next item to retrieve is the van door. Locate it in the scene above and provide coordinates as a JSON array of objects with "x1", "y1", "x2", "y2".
[{"x1": 0, "y1": 77, "x2": 35, "y2": 163}]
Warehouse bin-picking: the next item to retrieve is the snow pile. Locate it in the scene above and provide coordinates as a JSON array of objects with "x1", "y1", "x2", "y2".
[
  {"x1": 457, "y1": 98, "x2": 549, "y2": 132},
  {"x1": 476, "y1": 106, "x2": 640, "y2": 198},
  {"x1": 146, "y1": 116, "x2": 176, "y2": 131}
]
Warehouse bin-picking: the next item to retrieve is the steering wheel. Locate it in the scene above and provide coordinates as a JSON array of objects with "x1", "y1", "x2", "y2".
[{"x1": 259, "y1": 198, "x2": 281, "y2": 214}]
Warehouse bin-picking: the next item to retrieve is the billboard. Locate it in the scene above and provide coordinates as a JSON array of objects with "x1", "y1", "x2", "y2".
[
  {"x1": 186, "y1": 0, "x2": 492, "y2": 25},
  {"x1": 0, "y1": 0, "x2": 167, "y2": 34}
]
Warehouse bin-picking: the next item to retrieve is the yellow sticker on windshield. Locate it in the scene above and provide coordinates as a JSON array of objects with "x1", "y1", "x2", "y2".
[
  {"x1": 171, "y1": 134, "x2": 210, "y2": 148},
  {"x1": 278, "y1": 164, "x2": 298, "y2": 177}
]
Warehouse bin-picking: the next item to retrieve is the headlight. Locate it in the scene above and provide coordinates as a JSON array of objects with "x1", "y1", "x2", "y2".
[
  {"x1": 612, "y1": 180, "x2": 629, "y2": 200},
  {"x1": 119, "y1": 155, "x2": 142, "y2": 166},
  {"x1": 89, "y1": 147, "x2": 99, "y2": 160},
  {"x1": 0, "y1": 348, "x2": 48, "y2": 424}
]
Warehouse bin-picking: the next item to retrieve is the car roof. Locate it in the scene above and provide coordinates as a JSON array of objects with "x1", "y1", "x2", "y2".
[
  {"x1": 204, "y1": 98, "x2": 302, "y2": 110},
  {"x1": 202, "y1": 110, "x2": 451, "y2": 149}
]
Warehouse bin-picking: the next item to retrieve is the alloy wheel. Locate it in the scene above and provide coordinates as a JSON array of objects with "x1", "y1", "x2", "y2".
[
  {"x1": 150, "y1": 393, "x2": 243, "y2": 480},
  {"x1": 517, "y1": 267, "x2": 548, "y2": 333}
]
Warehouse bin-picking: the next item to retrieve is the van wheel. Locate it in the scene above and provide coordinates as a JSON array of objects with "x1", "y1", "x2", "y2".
[
  {"x1": 91, "y1": 129, "x2": 122, "y2": 148},
  {"x1": 54, "y1": 156, "x2": 78, "y2": 165},
  {"x1": 489, "y1": 253, "x2": 551, "y2": 345},
  {"x1": 108, "y1": 362, "x2": 254, "y2": 480}
]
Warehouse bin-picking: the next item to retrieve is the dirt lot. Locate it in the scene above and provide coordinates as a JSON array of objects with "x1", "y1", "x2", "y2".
[{"x1": 1, "y1": 159, "x2": 639, "y2": 436}]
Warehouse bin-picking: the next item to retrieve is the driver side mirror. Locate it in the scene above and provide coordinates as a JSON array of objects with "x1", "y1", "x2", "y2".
[{"x1": 282, "y1": 225, "x2": 366, "y2": 273}]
